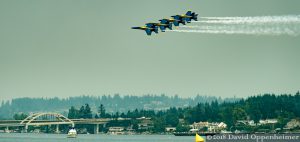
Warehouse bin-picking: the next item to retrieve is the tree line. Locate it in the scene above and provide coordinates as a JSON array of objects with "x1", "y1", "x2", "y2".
[
  {"x1": 66, "y1": 92, "x2": 300, "y2": 133},
  {"x1": 0, "y1": 94, "x2": 239, "y2": 119}
]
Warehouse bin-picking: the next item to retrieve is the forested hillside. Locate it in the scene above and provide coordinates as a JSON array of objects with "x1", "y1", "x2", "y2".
[{"x1": 0, "y1": 94, "x2": 239, "y2": 119}]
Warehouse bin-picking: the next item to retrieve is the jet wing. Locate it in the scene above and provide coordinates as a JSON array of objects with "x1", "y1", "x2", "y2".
[{"x1": 145, "y1": 29, "x2": 152, "y2": 36}]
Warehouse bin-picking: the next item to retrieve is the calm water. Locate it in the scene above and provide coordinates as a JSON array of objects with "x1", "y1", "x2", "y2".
[{"x1": 0, "y1": 133, "x2": 194, "y2": 142}]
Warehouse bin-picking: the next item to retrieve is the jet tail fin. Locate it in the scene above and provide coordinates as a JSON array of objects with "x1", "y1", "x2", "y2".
[
  {"x1": 192, "y1": 13, "x2": 198, "y2": 21},
  {"x1": 186, "y1": 11, "x2": 192, "y2": 16}
]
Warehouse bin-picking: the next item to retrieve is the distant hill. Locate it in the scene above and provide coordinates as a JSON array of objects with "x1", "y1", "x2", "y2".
[{"x1": 0, "y1": 94, "x2": 240, "y2": 119}]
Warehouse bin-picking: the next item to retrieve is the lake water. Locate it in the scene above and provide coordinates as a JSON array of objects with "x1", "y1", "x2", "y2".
[{"x1": 0, "y1": 133, "x2": 194, "y2": 142}]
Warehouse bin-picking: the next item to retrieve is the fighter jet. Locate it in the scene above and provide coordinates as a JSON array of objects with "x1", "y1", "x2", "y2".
[
  {"x1": 172, "y1": 11, "x2": 198, "y2": 23},
  {"x1": 146, "y1": 23, "x2": 172, "y2": 32},
  {"x1": 131, "y1": 25, "x2": 159, "y2": 36},
  {"x1": 185, "y1": 11, "x2": 198, "y2": 22},
  {"x1": 159, "y1": 18, "x2": 182, "y2": 27},
  {"x1": 170, "y1": 16, "x2": 187, "y2": 26}
]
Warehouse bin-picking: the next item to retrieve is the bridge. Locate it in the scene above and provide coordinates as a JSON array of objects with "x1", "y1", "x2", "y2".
[{"x1": 0, "y1": 112, "x2": 130, "y2": 134}]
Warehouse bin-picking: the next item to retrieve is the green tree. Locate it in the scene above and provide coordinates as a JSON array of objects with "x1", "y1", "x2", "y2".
[
  {"x1": 79, "y1": 106, "x2": 85, "y2": 118},
  {"x1": 98, "y1": 104, "x2": 106, "y2": 118},
  {"x1": 84, "y1": 104, "x2": 93, "y2": 119},
  {"x1": 165, "y1": 114, "x2": 179, "y2": 127},
  {"x1": 153, "y1": 117, "x2": 166, "y2": 132},
  {"x1": 132, "y1": 120, "x2": 139, "y2": 131},
  {"x1": 248, "y1": 103, "x2": 262, "y2": 125},
  {"x1": 13, "y1": 113, "x2": 28, "y2": 120},
  {"x1": 176, "y1": 123, "x2": 190, "y2": 132},
  {"x1": 232, "y1": 107, "x2": 247, "y2": 124},
  {"x1": 95, "y1": 114, "x2": 99, "y2": 119},
  {"x1": 68, "y1": 106, "x2": 79, "y2": 119},
  {"x1": 220, "y1": 105, "x2": 235, "y2": 128}
]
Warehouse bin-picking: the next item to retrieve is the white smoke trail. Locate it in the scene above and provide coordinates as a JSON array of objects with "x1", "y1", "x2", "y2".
[
  {"x1": 170, "y1": 15, "x2": 300, "y2": 36},
  {"x1": 199, "y1": 15, "x2": 300, "y2": 23},
  {"x1": 170, "y1": 29, "x2": 297, "y2": 36}
]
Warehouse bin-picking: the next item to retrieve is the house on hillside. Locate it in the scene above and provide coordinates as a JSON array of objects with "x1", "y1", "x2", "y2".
[
  {"x1": 137, "y1": 117, "x2": 154, "y2": 130},
  {"x1": 191, "y1": 121, "x2": 227, "y2": 132},
  {"x1": 259, "y1": 119, "x2": 278, "y2": 125},
  {"x1": 237, "y1": 120, "x2": 256, "y2": 126},
  {"x1": 285, "y1": 119, "x2": 300, "y2": 129}
]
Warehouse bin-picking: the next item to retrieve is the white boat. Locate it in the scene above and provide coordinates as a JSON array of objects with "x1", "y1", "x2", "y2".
[{"x1": 67, "y1": 128, "x2": 77, "y2": 138}]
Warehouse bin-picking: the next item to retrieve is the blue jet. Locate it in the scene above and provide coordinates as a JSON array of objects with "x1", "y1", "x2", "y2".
[
  {"x1": 146, "y1": 23, "x2": 172, "y2": 32},
  {"x1": 172, "y1": 11, "x2": 198, "y2": 23},
  {"x1": 170, "y1": 16, "x2": 186, "y2": 26},
  {"x1": 131, "y1": 24, "x2": 159, "y2": 36},
  {"x1": 159, "y1": 18, "x2": 182, "y2": 27}
]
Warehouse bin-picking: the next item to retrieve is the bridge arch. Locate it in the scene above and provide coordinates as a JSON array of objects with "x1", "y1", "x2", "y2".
[{"x1": 20, "y1": 112, "x2": 74, "y2": 127}]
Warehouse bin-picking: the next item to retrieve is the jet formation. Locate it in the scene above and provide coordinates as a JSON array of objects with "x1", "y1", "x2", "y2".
[{"x1": 132, "y1": 11, "x2": 198, "y2": 36}]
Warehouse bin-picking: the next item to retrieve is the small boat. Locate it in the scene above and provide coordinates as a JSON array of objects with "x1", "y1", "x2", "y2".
[{"x1": 67, "y1": 128, "x2": 77, "y2": 138}]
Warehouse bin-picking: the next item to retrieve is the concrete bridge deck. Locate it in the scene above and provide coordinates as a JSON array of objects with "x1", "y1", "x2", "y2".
[{"x1": 0, "y1": 113, "x2": 131, "y2": 134}]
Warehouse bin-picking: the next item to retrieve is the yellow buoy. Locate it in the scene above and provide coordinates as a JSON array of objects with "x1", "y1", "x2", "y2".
[{"x1": 195, "y1": 133, "x2": 205, "y2": 142}]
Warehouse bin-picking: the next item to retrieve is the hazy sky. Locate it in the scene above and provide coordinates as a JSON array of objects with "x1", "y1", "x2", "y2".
[{"x1": 0, "y1": 0, "x2": 300, "y2": 101}]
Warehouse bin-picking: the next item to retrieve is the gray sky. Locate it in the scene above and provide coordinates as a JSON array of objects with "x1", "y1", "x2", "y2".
[{"x1": 0, "y1": 0, "x2": 300, "y2": 101}]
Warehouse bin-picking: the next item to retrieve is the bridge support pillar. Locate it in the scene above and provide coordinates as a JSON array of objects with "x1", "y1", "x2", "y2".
[
  {"x1": 94, "y1": 124, "x2": 99, "y2": 134},
  {"x1": 55, "y1": 125, "x2": 60, "y2": 133},
  {"x1": 5, "y1": 126, "x2": 9, "y2": 133},
  {"x1": 24, "y1": 125, "x2": 28, "y2": 133}
]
